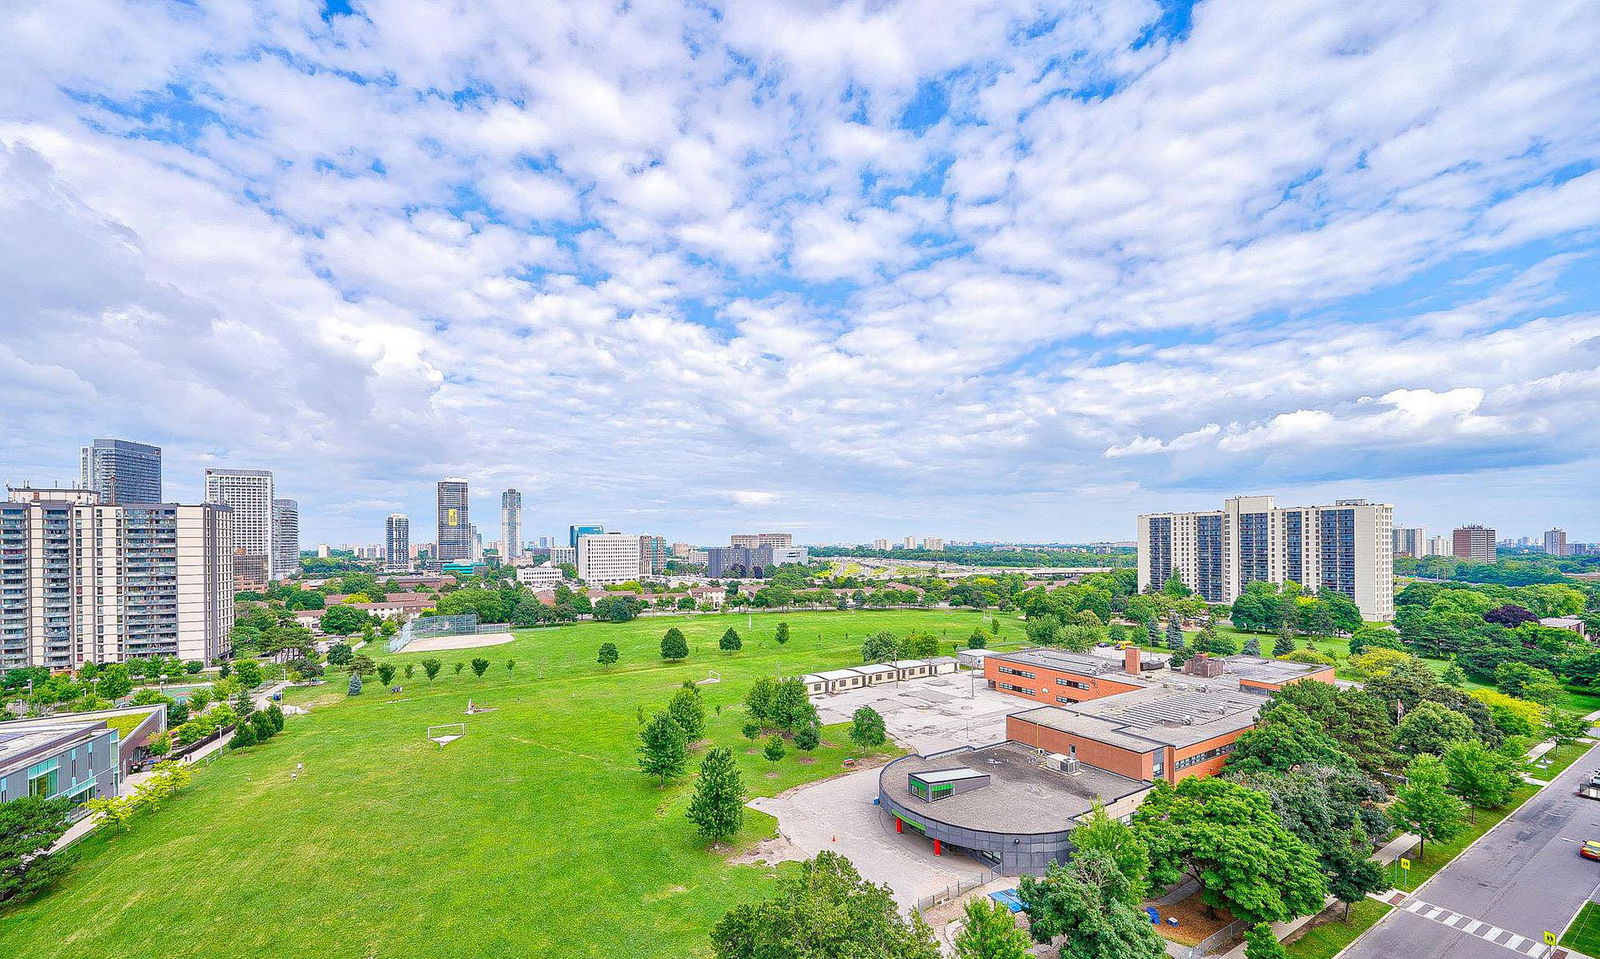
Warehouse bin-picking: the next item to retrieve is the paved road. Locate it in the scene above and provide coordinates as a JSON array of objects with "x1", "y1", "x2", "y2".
[{"x1": 1345, "y1": 741, "x2": 1600, "y2": 959}]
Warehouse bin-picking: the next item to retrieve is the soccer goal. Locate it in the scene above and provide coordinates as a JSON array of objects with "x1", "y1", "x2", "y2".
[
  {"x1": 427, "y1": 723, "x2": 466, "y2": 749},
  {"x1": 695, "y1": 670, "x2": 722, "y2": 686}
]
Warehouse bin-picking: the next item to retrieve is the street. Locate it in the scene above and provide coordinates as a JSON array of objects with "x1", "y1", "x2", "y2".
[{"x1": 1344, "y1": 740, "x2": 1600, "y2": 959}]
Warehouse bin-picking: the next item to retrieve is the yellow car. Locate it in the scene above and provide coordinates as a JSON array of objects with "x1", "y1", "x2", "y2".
[{"x1": 1579, "y1": 841, "x2": 1600, "y2": 862}]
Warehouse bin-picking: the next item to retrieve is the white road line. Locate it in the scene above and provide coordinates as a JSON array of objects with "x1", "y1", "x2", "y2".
[
  {"x1": 1502, "y1": 934, "x2": 1525, "y2": 950},
  {"x1": 1407, "y1": 899, "x2": 1428, "y2": 913},
  {"x1": 1425, "y1": 907, "x2": 1445, "y2": 919},
  {"x1": 1464, "y1": 920, "x2": 1483, "y2": 934},
  {"x1": 1398, "y1": 902, "x2": 1552, "y2": 959}
]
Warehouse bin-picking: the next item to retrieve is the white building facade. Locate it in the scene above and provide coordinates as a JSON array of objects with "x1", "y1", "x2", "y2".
[
  {"x1": 500, "y1": 489, "x2": 522, "y2": 560},
  {"x1": 578, "y1": 532, "x2": 641, "y2": 585},
  {"x1": 1137, "y1": 495, "x2": 1394, "y2": 621},
  {"x1": 272, "y1": 498, "x2": 299, "y2": 579},
  {"x1": 385, "y1": 513, "x2": 410, "y2": 567},
  {"x1": 204, "y1": 468, "x2": 275, "y2": 577}
]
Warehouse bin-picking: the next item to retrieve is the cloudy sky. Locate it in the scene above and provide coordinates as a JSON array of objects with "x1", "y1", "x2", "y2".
[{"x1": 3, "y1": 0, "x2": 1598, "y2": 547}]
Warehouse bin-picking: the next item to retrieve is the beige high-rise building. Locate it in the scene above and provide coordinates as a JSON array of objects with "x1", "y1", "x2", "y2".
[
  {"x1": 1452, "y1": 525, "x2": 1496, "y2": 563},
  {"x1": 0, "y1": 487, "x2": 234, "y2": 669},
  {"x1": 1137, "y1": 495, "x2": 1394, "y2": 621},
  {"x1": 873, "y1": 538, "x2": 890, "y2": 550},
  {"x1": 1391, "y1": 527, "x2": 1425, "y2": 558},
  {"x1": 1544, "y1": 528, "x2": 1569, "y2": 557},
  {"x1": 578, "y1": 532, "x2": 641, "y2": 585},
  {"x1": 923, "y1": 537, "x2": 945, "y2": 550},
  {"x1": 205, "y1": 468, "x2": 275, "y2": 577}
]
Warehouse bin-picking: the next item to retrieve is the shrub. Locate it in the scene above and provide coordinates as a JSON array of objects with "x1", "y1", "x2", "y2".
[
  {"x1": 763, "y1": 736, "x2": 787, "y2": 762},
  {"x1": 793, "y1": 723, "x2": 821, "y2": 752},
  {"x1": 470, "y1": 658, "x2": 490, "y2": 677}
]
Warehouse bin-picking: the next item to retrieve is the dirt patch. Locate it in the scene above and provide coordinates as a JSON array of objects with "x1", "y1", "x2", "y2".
[
  {"x1": 745, "y1": 748, "x2": 760, "y2": 755},
  {"x1": 728, "y1": 835, "x2": 806, "y2": 867},
  {"x1": 402, "y1": 631, "x2": 516, "y2": 653},
  {"x1": 1145, "y1": 892, "x2": 1236, "y2": 947},
  {"x1": 764, "y1": 771, "x2": 781, "y2": 779},
  {"x1": 797, "y1": 756, "x2": 817, "y2": 765}
]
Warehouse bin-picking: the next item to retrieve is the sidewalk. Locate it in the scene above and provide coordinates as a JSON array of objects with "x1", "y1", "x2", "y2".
[{"x1": 49, "y1": 680, "x2": 293, "y2": 852}]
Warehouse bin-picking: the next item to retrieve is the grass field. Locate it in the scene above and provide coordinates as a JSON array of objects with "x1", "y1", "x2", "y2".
[
  {"x1": 1284, "y1": 899, "x2": 1393, "y2": 959},
  {"x1": 0, "y1": 609, "x2": 1017, "y2": 959},
  {"x1": 1560, "y1": 901, "x2": 1600, "y2": 955}
]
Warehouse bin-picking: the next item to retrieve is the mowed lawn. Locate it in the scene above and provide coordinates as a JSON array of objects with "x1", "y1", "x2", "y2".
[{"x1": 1, "y1": 610, "x2": 1013, "y2": 959}]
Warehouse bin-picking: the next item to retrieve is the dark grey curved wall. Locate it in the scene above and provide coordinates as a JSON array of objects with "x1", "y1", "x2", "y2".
[{"x1": 877, "y1": 757, "x2": 1076, "y2": 875}]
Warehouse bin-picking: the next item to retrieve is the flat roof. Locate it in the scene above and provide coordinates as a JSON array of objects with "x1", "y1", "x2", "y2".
[
  {"x1": 990, "y1": 648, "x2": 1151, "y2": 683},
  {"x1": 852, "y1": 664, "x2": 898, "y2": 675},
  {"x1": 885, "y1": 743, "x2": 1151, "y2": 833},
  {"x1": 1011, "y1": 684, "x2": 1266, "y2": 752},
  {"x1": 814, "y1": 668, "x2": 863, "y2": 681},
  {"x1": 1219, "y1": 655, "x2": 1332, "y2": 684},
  {"x1": 909, "y1": 767, "x2": 990, "y2": 785},
  {"x1": 0, "y1": 721, "x2": 107, "y2": 775}
]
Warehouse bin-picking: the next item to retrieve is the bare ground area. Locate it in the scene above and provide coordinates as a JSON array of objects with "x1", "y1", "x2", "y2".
[{"x1": 401, "y1": 631, "x2": 517, "y2": 652}]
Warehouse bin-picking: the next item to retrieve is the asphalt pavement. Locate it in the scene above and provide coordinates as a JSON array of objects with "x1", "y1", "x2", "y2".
[{"x1": 1343, "y1": 740, "x2": 1600, "y2": 959}]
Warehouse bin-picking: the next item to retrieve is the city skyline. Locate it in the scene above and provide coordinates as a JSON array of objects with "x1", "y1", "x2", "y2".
[{"x1": 3, "y1": 1, "x2": 1597, "y2": 545}]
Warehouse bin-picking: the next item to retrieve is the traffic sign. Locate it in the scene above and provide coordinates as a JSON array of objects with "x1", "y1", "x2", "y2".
[
  {"x1": 1545, "y1": 931, "x2": 1557, "y2": 946},
  {"x1": 1399, "y1": 857, "x2": 1411, "y2": 870}
]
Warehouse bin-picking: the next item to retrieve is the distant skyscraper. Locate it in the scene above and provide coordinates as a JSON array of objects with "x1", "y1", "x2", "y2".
[
  {"x1": 501, "y1": 489, "x2": 523, "y2": 560},
  {"x1": 1544, "y1": 528, "x2": 1569, "y2": 557},
  {"x1": 873, "y1": 538, "x2": 889, "y2": 550},
  {"x1": 1452, "y1": 525, "x2": 1496, "y2": 563},
  {"x1": 639, "y1": 534, "x2": 668, "y2": 575},
  {"x1": 386, "y1": 514, "x2": 410, "y2": 566},
  {"x1": 1138, "y1": 495, "x2": 1394, "y2": 621},
  {"x1": 271, "y1": 499, "x2": 299, "y2": 579},
  {"x1": 902, "y1": 536, "x2": 917, "y2": 549},
  {"x1": 1426, "y1": 535, "x2": 1451, "y2": 557},
  {"x1": 80, "y1": 438, "x2": 162, "y2": 504},
  {"x1": 205, "y1": 468, "x2": 275, "y2": 577},
  {"x1": 436, "y1": 478, "x2": 471, "y2": 561},
  {"x1": 1392, "y1": 527, "x2": 1426, "y2": 558},
  {"x1": 923, "y1": 537, "x2": 945, "y2": 550},
  {"x1": 569, "y1": 524, "x2": 604, "y2": 548}
]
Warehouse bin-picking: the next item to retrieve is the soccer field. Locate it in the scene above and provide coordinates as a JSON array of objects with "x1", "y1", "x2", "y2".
[{"x1": 0, "y1": 609, "x2": 1014, "y2": 959}]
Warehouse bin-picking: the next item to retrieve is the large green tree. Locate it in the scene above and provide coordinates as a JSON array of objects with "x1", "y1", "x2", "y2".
[
  {"x1": 861, "y1": 630, "x2": 900, "y2": 663},
  {"x1": 0, "y1": 796, "x2": 74, "y2": 905},
  {"x1": 953, "y1": 895, "x2": 1030, "y2": 959},
  {"x1": 660, "y1": 627, "x2": 689, "y2": 661},
  {"x1": 851, "y1": 706, "x2": 887, "y2": 748},
  {"x1": 667, "y1": 686, "x2": 707, "y2": 742},
  {"x1": 1067, "y1": 801, "x2": 1151, "y2": 902},
  {"x1": 710, "y1": 851, "x2": 939, "y2": 959},
  {"x1": 1441, "y1": 741, "x2": 1519, "y2": 818},
  {"x1": 1394, "y1": 701, "x2": 1475, "y2": 756},
  {"x1": 638, "y1": 712, "x2": 689, "y2": 785},
  {"x1": 686, "y1": 747, "x2": 745, "y2": 842},
  {"x1": 1391, "y1": 754, "x2": 1467, "y2": 860},
  {"x1": 1227, "y1": 705, "x2": 1353, "y2": 776},
  {"x1": 1132, "y1": 778, "x2": 1328, "y2": 925},
  {"x1": 1017, "y1": 851, "x2": 1165, "y2": 959}
]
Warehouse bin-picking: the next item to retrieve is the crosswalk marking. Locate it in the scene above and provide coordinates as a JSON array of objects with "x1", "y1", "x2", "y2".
[{"x1": 1394, "y1": 898, "x2": 1549, "y2": 957}]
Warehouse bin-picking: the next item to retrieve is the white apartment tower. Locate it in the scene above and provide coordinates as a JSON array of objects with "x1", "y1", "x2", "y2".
[
  {"x1": 1137, "y1": 495, "x2": 1394, "y2": 621},
  {"x1": 385, "y1": 513, "x2": 410, "y2": 566},
  {"x1": 0, "y1": 487, "x2": 234, "y2": 669},
  {"x1": 500, "y1": 489, "x2": 523, "y2": 560},
  {"x1": 1544, "y1": 528, "x2": 1569, "y2": 557},
  {"x1": 1391, "y1": 527, "x2": 1426, "y2": 558},
  {"x1": 204, "y1": 468, "x2": 275, "y2": 577},
  {"x1": 272, "y1": 498, "x2": 299, "y2": 579},
  {"x1": 578, "y1": 532, "x2": 642, "y2": 585}
]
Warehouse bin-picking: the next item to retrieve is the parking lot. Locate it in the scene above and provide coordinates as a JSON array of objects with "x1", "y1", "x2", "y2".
[{"x1": 811, "y1": 670, "x2": 1020, "y2": 754}]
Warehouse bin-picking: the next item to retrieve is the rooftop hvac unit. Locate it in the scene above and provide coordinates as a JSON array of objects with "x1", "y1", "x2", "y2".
[{"x1": 1061, "y1": 757, "x2": 1082, "y2": 775}]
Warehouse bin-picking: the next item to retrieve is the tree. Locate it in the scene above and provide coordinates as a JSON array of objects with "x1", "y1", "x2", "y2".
[
  {"x1": 719, "y1": 628, "x2": 743, "y2": 653},
  {"x1": 775, "y1": 622, "x2": 790, "y2": 644},
  {"x1": 967, "y1": 628, "x2": 989, "y2": 650},
  {"x1": 1242, "y1": 635, "x2": 1261, "y2": 656},
  {"x1": 1493, "y1": 661, "x2": 1562, "y2": 704},
  {"x1": 1133, "y1": 778, "x2": 1328, "y2": 925},
  {"x1": 1546, "y1": 710, "x2": 1591, "y2": 752},
  {"x1": 597, "y1": 642, "x2": 619, "y2": 667},
  {"x1": 661, "y1": 627, "x2": 689, "y2": 661},
  {"x1": 793, "y1": 723, "x2": 821, "y2": 752},
  {"x1": 1440, "y1": 662, "x2": 1468, "y2": 687},
  {"x1": 862, "y1": 630, "x2": 899, "y2": 663},
  {"x1": 668, "y1": 687, "x2": 707, "y2": 742},
  {"x1": 1068, "y1": 800, "x2": 1151, "y2": 901},
  {"x1": 506, "y1": 660, "x2": 516, "y2": 675},
  {"x1": 1270, "y1": 631, "x2": 1298, "y2": 656},
  {"x1": 711, "y1": 852, "x2": 938, "y2": 959},
  {"x1": 744, "y1": 676, "x2": 778, "y2": 726},
  {"x1": 250, "y1": 711, "x2": 275, "y2": 742},
  {"x1": 347, "y1": 671, "x2": 362, "y2": 696},
  {"x1": 146, "y1": 730, "x2": 172, "y2": 758},
  {"x1": 1165, "y1": 617, "x2": 1185, "y2": 651},
  {"x1": 1484, "y1": 604, "x2": 1539, "y2": 628},
  {"x1": 1145, "y1": 619, "x2": 1161, "y2": 647},
  {"x1": 349, "y1": 654, "x2": 376, "y2": 677},
  {"x1": 851, "y1": 706, "x2": 887, "y2": 749},
  {"x1": 85, "y1": 795, "x2": 140, "y2": 833},
  {"x1": 1017, "y1": 851, "x2": 1165, "y2": 959},
  {"x1": 230, "y1": 721, "x2": 258, "y2": 748},
  {"x1": 770, "y1": 678, "x2": 818, "y2": 732},
  {"x1": 266, "y1": 703, "x2": 285, "y2": 733},
  {"x1": 0, "y1": 796, "x2": 74, "y2": 904},
  {"x1": 470, "y1": 657, "x2": 490, "y2": 677},
  {"x1": 326, "y1": 643, "x2": 353, "y2": 666},
  {"x1": 1391, "y1": 754, "x2": 1467, "y2": 860},
  {"x1": 1244, "y1": 924, "x2": 1288, "y2": 959},
  {"x1": 232, "y1": 659, "x2": 263, "y2": 688},
  {"x1": 96, "y1": 663, "x2": 133, "y2": 699},
  {"x1": 454, "y1": 662, "x2": 465, "y2": 675},
  {"x1": 1346, "y1": 648, "x2": 1416, "y2": 682},
  {"x1": 954, "y1": 895, "x2": 1031, "y2": 959},
  {"x1": 686, "y1": 747, "x2": 745, "y2": 842},
  {"x1": 1348, "y1": 625, "x2": 1403, "y2": 656},
  {"x1": 1442, "y1": 740, "x2": 1518, "y2": 817},
  {"x1": 763, "y1": 735, "x2": 787, "y2": 762},
  {"x1": 1395, "y1": 701, "x2": 1475, "y2": 756},
  {"x1": 1325, "y1": 845, "x2": 1386, "y2": 919},
  {"x1": 376, "y1": 663, "x2": 396, "y2": 687},
  {"x1": 421, "y1": 658, "x2": 442, "y2": 681},
  {"x1": 638, "y1": 712, "x2": 688, "y2": 785},
  {"x1": 318, "y1": 604, "x2": 368, "y2": 636},
  {"x1": 1227, "y1": 706, "x2": 1353, "y2": 776}
]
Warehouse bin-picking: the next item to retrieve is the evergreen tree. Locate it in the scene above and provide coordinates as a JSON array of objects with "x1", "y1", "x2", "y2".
[
  {"x1": 686, "y1": 747, "x2": 745, "y2": 842},
  {"x1": 793, "y1": 723, "x2": 821, "y2": 752},
  {"x1": 1165, "y1": 618, "x2": 1185, "y2": 651},
  {"x1": 719, "y1": 627, "x2": 743, "y2": 653},
  {"x1": 347, "y1": 671, "x2": 362, "y2": 696},
  {"x1": 251, "y1": 712, "x2": 274, "y2": 741},
  {"x1": 660, "y1": 627, "x2": 689, "y2": 661},
  {"x1": 267, "y1": 703, "x2": 285, "y2": 732},
  {"x1": 954, "y1": 895, "x2": 1031, "y2": 959},
  {"x1": 230, "y1": 722, "x2": 258, "y2": 749},
  {"x1": 774, "y1": 622, "x2": 790, "y2": 644},
  {"x1": 763, "y1": 735, "x2": 787, "y2": 762},
  {"x1": 638, "y1": 712, "x2": 688, "y2": 785},
  {"x1": 0, "y1": 796, "x2": 74, "y2": 905},
  {"x1": 597, "y1": 642, "x2": 619, "y2": 667},
  {"x1": 1146, "y1": 619, "x2": 1161, "y2": 647},
  {"x1": 1242, "y1": 635, "x2": 1261, "y2": 656},
  {"x1": 1273, "y1": 629, "x2": 1298, "y2": 656}
]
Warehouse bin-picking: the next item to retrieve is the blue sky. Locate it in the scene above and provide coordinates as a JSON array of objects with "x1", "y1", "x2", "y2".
[{"x1": 1, "y1": 0, "x2": 1597, "y2": 547}]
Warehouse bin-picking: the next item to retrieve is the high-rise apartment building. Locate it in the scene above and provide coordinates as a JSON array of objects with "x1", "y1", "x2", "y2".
[
  {"x1": 923, "y1": 537, "x2": 945, "y2": 551},
  {"x1": 385, "y1": 513, "x2": 410, "y2": 566},
  {"x1": 730, "y1": 532, "x2": 793, "y2": 549},
  {"x1": 272, "y1": 498, "x2": 299, "y2": 579},
  {"x1": 500, "y1": 489, "x2": 523, "y2": 560},
  {"x1": 80, "y1": 438, "x2": 162, "y2": 504},
  {"x1": 1426, "y1": 535, "x2": 1451, "y2": 557},
  {"x1": 436, "y1": 478, "x2": 471, "y2": 561},
  {"x1": 1391, "y1": 527, "x2": 1426, "y2": 558},
  {"x1": 569, "y1": 524, "x2": 604, "y2": 548},
  {"x1": 1452, "y1": 525, "x2": 1496, "y2": 563},
  {"x1": 873, "y1": 538, "x2": 889, "y2": 551},
  {"x1": 639, "y1": 535, "x2": 668, "y2": 576},
  {"x1": 578, "y1": 532, "x2": 641, "y2": 585},
  {"x1": 204, "y1": 468, "x2": 275, "y2": 578},
  {"x1": 0, "y1": 487, "x2": 234, "y2": 669},
  {"x1": 902, "y1": 536, "x2": 917, "y2": 549},
  {"x1": 1544, "y1": 528, "x2": 1569, "y2": 557},
  {"x1": 1137, "y1": 495, "x2": 1394, "y2": 621},
  {"x1": 671, "y1": 541, "x2": 692, "y2": 558}
]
